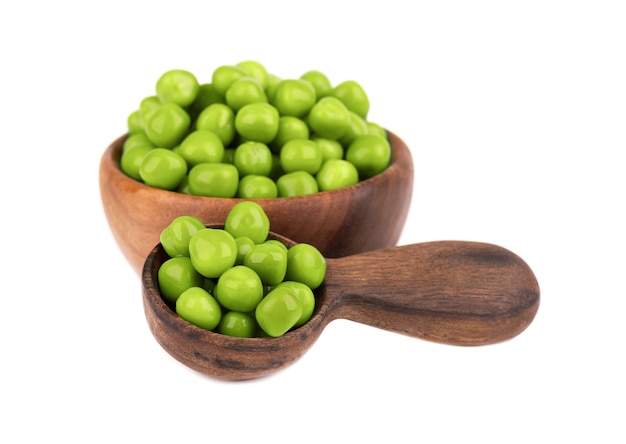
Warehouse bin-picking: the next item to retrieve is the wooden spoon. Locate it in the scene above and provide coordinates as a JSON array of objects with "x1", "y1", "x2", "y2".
[{"x1": 142, "y1": 233, "x2": 540, "y2": 381}]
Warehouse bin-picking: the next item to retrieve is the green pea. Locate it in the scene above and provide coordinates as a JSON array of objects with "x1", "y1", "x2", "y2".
[
  {"x1": 300, "y1": 70, "x2": 332, "y2": 100},
  {"x1": 127, "y1": 110, "x2": 143, "y2": 134},
  {"x1": 367, "y1": 121, "x2": 387, "y2": 138},
  {"x1": 345, "y1": 134, "x2": 391, "y2": 179},
  {"x1": 280, "y1": 139, "x2": 323, "y2": 175},
  {"x1": 330, "y1": 80, "x2": 370, "y2": 119},
  {"x1": 138, "y1": 96, "x2": 161, "y2": 130},
  {"x1": 270, "y1": 79, "x2": 316, "y2": 118},
  {"x1": 276, "y1": 171, "x2": 319, "y2": 197},
  {"x1": 313, "y1": 137, "x2": 344, "y2": 161},
  {"x1": 271, "y1": 116, "x2": 310, "y2": 153},
  {"x1": 123, "y1": 132, "x2": 153, "y2": 153},
  {"x1": 339, "y1": 111, "x2": 369, "y2": 147},
  {"x1": 155, "y1": 69, "x2": 199, "y2": 107},
  {"x1": 187, "y1": 83, "x2": 225, "y2": 119},
  {"x1": 285, "y1": 243, "x2": 326, "y2": 289},
  {"x1": 158, "y1": 257, "x2": 204, "y2": 305},
  {"x1": 255, "y1": 286, "x2": 303, "y2": 337},
  {"x1": 214, "y1": 265, "x2": 264, "y2": 312},
  {"x1": 234, "y1": 236, "x2": 255, "y2": 265},
  {"x1": 120, "y1": 144, "x2": 152, "y2": 180},
  {"x1": 176, "y1": 287, "x2": 222, "y2": 331},
  {"x1": 222, "y1": 148, "x2": 236, "y2": 164},
  {"x1": 237, "y1": 175, "x2": 278, "y2": 199},
  {"x1": 233, "y1": 141, "x2": 273, "y2": 177},
  {"x1": 144, "y1": 102, "x2": 191, "y2": 148},
  {"x1": 316, "y1": 159, "x2": 359, "y2": 191},
  {"x1": 275, "y1": 281, "x2": 315, "y2": 327},
  {"x1": 176, "y1": 130, "x2": 224, "y2": 167},
  {"x1": 195, "y1": 103, "x2": 236, "y2": 147},
  {"x1": 211, "y1": 65, "x2": 248, "y2": 97},
  {"x1": 224, "y1": 201, "x2": 270, "y2": 244},
  {"x1": 188, "y1": 163, "x2": 239, "y2": 197},
  {"x1": 189, "y1": 228, "x2": 238, "y2": 278},
  {"x1": 160, "y1": 215, "x2": 206, "y2": 258},
  {"x1": 243, "y1": 241, "x2": 288, "y2": 286},
  {"x1": 139, "y1": 148, "x2": 187, "y2": 190},
  {"x1": 307, "y1": 96, "x2": 350, "y2": 140},
  {"x1": 236, "y1": 60, "x2": 270, "y2": 90},
  {"x1": 234, "y1": 103, "x2": 280, "y2": 144},
  {"x1": 218, "y1": 311, "x2": 257, "y2": 338},
  {"x1": 225, "y1": 77, "x2": 267, "y2": 112}
]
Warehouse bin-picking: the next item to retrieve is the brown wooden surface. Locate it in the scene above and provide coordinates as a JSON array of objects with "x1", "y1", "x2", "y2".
[
  {"x1": 100, "y1": 130, "x2": 414, "y2": 275},
  {"x1": 141, "y1": 237, "x2": 540, "y2": 380}
]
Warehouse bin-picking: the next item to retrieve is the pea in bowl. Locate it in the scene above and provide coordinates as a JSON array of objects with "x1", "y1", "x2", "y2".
[{"x1": 99, "y1": 130, "x2": 413, "y2": 275}]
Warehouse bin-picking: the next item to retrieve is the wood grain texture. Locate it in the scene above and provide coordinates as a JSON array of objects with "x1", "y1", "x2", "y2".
[
  {"x1": 100, "y1": 130, "x2": 414, "y2": 275},
  {"x1": 141, "y1": 236, "x2": 540, "y2": 380}
]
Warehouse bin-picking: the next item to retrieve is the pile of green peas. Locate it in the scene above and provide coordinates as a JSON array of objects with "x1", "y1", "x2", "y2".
[
  {"x1": 121, "y1": 61, "x2": 392, "y2": 197},
  {"x1": 157, "y1": 201, "x2": 326, "y2": 337}
]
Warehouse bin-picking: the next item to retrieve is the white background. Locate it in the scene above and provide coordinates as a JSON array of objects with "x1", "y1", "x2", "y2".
[{"x1": 1, "y1": 1, "x2": 624, "y2": 442}]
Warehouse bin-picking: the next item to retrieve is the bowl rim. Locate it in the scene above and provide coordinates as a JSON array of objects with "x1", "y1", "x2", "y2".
[{"x1": 104, "y1": 129, "x2": 412, "y2": 202}]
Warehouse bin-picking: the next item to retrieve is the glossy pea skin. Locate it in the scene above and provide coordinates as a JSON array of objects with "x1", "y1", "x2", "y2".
[
  {"x1": 367, "y1": 121, "x2": 387, "y2": 138},
  {"x1": 313, "y1": 137, "x2": 344, "y2": 161},
  {"x1": 280, "y1": 139, "x2": 323, "y2": 175},
  {"x1": 156, "y1": 69, "x2": 199, "y2": 107},
  {"x1": 144, "y1": 102, "x2": 191, "y2": 148},
  {"x1": 234, "y1": 103, "x2": 280, "y2": 144},
  {"x1": 211, "y1": 65, "x2": 248, "y2": 97},
  {"x1": 345, "y1": 134, "x2": 391, "y2": 179},
  {"x1": 187, "y1": 83, "x2": 225, "y2": 120},
  {"x1": 225, "y1": 77, "x2": 267, "y2": 112},
  {"x1": 176, "y1": 287, "x2": 222, "y2": 331},
  {"x1": 176, "y1": 130, "x2": 224, "y2": 167},
  {"x1": 237, "y1": 175, "x2": 278, "y2": 199},
  {"x1": 139, "y1": 148, "x2": 187, "y2": 190},
  {"x1": 330, "y1": 80, "x2": 370, "y2": 119},
  {"x1": 271, "y1": 116, "x2": 310, "y2": 153},
  {"x1": 218, "y1": 311, "x2": 257, "y2": 338},
  {"x1": 275, "y1": 281, "x2": 315, "y2": 327},
  {"x1": 224, "y1": 201, "x2": 270, "y2": 244},
  {"x1": 127, "y1": 110, "x2": 143, "y2": 134},
  {"x1": 285, "y1": 243, "x2": 326, "y2": 289},
  {"x1": 234, "y1": 236, "x2": 255, "y2": 265},
  {"x1": 195, "y1": 103, "x2": 236, "y2": 147},
  {"x1": 316, "y1": 159, "x2": 359, "y2": 191},
  {"x1": 188, "y1": 163, "x2": 239, "y2": 197},
  {"x1": 307, "y1": 96, "x2": 350, "y2": 140},
  {"x1": 300, "y1": 70, "x2": 332, "y2": 100},
  {"x1": 120, "y1": 144, "x2": 152, "y2": 180},
  {"x1": 236, "y1": 60, "x2": 269, "y2": 90},
  {"x1": 139, "y1": 96, "x2": 161, "y2": 130},
  {"x1": 233, "y1": 141, "x2": 273, "y2": 177},
  {"x1": 255, "y1": 286, "x2": 303, "y2": 337},
  {"x1": 189, "y1": 228, "x2": 238, "y2": 278},
  {"x1": 160, "y1": 215, "x2": 206, "y2": 258},
  {"x1": 158, "y1": 257, "x2": 204, "y2": 305},
  {"x1": 123, "y1": 132, "x2": 153, "y2": 153},
  {"x1": 339, "y1": 111, "x2": 369, "y2": 147},
  {"x1": 271, "y1": 79, "x2": 317, "y2": 118},
  {"x1": 276, "y1": 171, "x2": 319, "y2": 197},
  {"x1": 214, "y1": 265, "x2": 264, "y2": 312},
  {"x1": 243, "y1": 241, "x2": 288, "y2": 286}
]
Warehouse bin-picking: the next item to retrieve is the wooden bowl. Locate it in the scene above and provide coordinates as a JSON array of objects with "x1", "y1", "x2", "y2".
[{"x1": 100, "y1": 130, "x2": 414, "y2": 275}]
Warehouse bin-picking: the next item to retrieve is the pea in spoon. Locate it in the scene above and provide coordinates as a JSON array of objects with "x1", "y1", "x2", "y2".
[{"x1": 141, "y1": 230, "x2": 539, "y2": 380}]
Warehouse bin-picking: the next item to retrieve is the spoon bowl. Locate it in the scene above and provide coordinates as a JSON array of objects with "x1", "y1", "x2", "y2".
[{"x1": 142, "y1": 228, "x2": 540, "y2": 380}]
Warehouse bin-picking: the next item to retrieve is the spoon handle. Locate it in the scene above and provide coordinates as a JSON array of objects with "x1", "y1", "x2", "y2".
[{"x1": 326, "y1": 241, "x2": 540, "y2": 345}]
